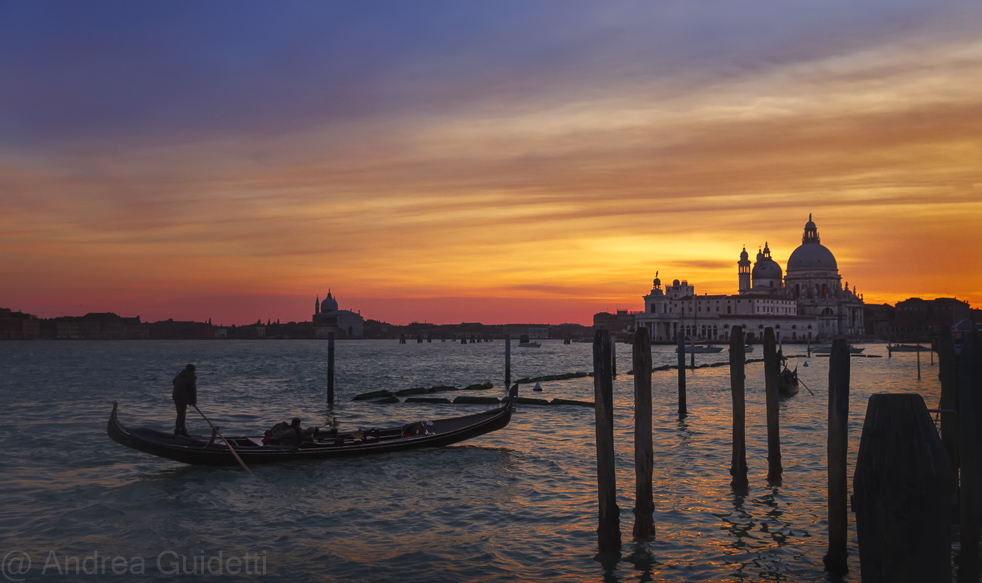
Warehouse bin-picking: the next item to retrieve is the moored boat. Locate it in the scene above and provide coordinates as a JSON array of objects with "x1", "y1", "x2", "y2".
[
  {"x1": 886, "y1": 344, "x2": 931, "y2": 353},
  {"x1": 812, "y1": 344, "x2": 864, "y2": 354},
  {"x1": 108, "y1": 390, "x2": 516, "y2": 467},
  {"x1": 677, "y1": 343, "x2": 724, "y2": 354}
]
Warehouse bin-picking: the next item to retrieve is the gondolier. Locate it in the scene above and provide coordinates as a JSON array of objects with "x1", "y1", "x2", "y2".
[{"x1": 172, "y1": 364, "x2": 197, "y2": 436}]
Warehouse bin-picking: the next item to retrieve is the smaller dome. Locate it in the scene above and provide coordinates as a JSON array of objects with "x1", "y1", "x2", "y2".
[{"x1": 752, "y1": 259, "x2": 783, "y2": 280}]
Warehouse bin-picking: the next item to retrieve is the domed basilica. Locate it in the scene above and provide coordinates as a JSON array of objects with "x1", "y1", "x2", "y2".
[
  {"x1": 636, "y1": 215, "x2": 864, "y2": 343},
  {"x1": 313, "y1": 290, "x2": 365, "y2": 338}
]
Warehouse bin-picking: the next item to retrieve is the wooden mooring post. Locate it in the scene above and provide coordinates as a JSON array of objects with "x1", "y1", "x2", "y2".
[
  {"x1": 632, "y1": 327, "x2": 655, "y2": 539},
  {"x1": 611, "y1": 339, "x2": 617, "y2": 378},
  {"x1": 958, "y1": 332, "x2": 982, "y2": 582},
  {"x1": 505, "y1": 334, "x2": 511, "y2": 389},
  {"x1": 763, "y1": 328, "x2": 782, "y2": 482},
  {"x1": 938, "y1": 326, "x2": 959, "y2": 471},
  {"x1": 729, "y1": 326, "x2": 748, "y2": 492},
  {"x1": 677, "y1": 332, "x2": 687, "y2": 418},
  {"x1": 916, "y1": 344, "x2": 921, "y2": 379},
  {"x1": 327, "y1": 330, "x2": 336, "y2": 407},
  {"x1": 854, "y1": 393, "x2": 954, "y2": 583},
  {"x1": 824, "y1": 338, "x2": 849, "y2": 574},
  {"x1": 593, "y1": 329, "x2": 621, "y2": 552}
]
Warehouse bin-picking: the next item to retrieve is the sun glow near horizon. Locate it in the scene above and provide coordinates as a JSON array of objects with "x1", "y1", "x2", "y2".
[{"x1": 2, "y1": 2, "x2": 981, "y2": 325}]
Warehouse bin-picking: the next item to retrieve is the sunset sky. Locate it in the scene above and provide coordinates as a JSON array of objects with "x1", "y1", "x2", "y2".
[{"x1": 2, "y1": 1, "x2": 980, "y2": 326}]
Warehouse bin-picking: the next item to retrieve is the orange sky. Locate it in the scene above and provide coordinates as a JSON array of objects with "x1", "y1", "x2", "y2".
[{"x1": 2, "y1": 3, "x2": 980, "y2": 325}]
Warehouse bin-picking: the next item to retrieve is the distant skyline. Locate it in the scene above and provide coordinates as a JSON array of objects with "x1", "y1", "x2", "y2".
[{"x1": 3, "y1": 2, "x2": 981, "y2": 326}]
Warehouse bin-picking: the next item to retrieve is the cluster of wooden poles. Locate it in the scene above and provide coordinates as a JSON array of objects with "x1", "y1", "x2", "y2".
[{"x1": 592, "y1": 324, "x2": 982, "y2": 582}]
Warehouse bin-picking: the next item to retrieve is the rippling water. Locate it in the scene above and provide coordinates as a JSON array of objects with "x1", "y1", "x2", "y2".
[{"x1": 0, "y1": 339, "x2": 941, "y2": 581}]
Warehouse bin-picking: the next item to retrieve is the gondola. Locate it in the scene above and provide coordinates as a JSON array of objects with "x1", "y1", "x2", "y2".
[
  {"x1": 778, "y1": 366, "x2": 800, "y2": 397},
  {"x1": 107, "y1": 389, "x2": 516, "y2": 467}
]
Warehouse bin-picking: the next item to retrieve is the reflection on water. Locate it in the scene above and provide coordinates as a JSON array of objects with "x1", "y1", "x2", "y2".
[{"x1": 0, "y1": 340, "x2": 941, "y2": 581}]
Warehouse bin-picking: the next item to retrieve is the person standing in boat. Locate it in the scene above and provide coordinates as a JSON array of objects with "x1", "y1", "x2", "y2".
[{"x1": 172, "y1": 364, "x2": 197, "y2": 436}]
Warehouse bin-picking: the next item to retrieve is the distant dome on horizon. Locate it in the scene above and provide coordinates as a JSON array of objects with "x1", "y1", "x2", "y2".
[{"x1": 321, "y1": 291, "x2": 339, "y2": 312}]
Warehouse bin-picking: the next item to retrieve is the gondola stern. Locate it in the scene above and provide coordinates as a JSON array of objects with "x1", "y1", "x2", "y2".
[{"x1": 107, "y1": 400, "x2": 131, "y2": 446}]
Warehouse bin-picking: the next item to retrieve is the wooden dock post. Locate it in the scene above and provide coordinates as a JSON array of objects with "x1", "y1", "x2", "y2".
[
  {"x1": 938, "y1": 326, "x2": 959, "y2": 470},
  {"x1": 958, "y1": 332, "x2": 982, "y2": 582},
  {"x1": 729, "y1": 326, "x2": 748, "y2": 492},
  {"x1": 677, "y1": 332, "x2": 687, "y2": 418},
  {"x1": 916, "y1": 344, "x2": 921, "y2": 379},
  {"x1": 763, "y1": 328, "x2": 782, "y2": 482},
  {"x1": 593, "y1": 329, "x2": 621, "y2": 552},
  {"x1": 632, "y1": 327, "x2": 655, "y2": 539},
  {"x1": 854, "y1": 393, "x2": 954, "y2": 583},
  {"x1": 327, "y1": 330, "x2": 336, "y2": 407},
  {"x1": 612, "y1": 338, "x2": 617, "y2": 378},
  {"x1": 824, "y1": 338, "x2": 850, "y2": 574},
  {"x1": 505, "y1": 334, "x2": 511, "y2": 389}
]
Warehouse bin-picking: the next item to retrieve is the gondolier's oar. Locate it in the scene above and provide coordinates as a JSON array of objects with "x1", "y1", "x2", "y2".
[
  {"x1": 192, "y1": 405, "x2": 253, "y2": 475},
  {"x1": 797, "y1": 377, "x2": 816, "y2": 396}
]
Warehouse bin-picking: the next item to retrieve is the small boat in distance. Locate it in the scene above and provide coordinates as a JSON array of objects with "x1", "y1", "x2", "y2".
[
  {"x1": 518, "y1": 334, "x2": 541, "y2": 348},
  {"x1": 812, "y1": 344, "x2": 864, "y2": 354},
  {"x1": 677, "y1": 343, "x2": 724, "y2": 354},
  {"x1": 107, "y1": 390, "x2": 516, "y2": 467},
  {"x1": 886, "y1": 343, "x2": 931, "y2": 354}
]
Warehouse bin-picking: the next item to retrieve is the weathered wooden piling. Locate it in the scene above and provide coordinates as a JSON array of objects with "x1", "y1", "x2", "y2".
[
  {"x1": 505, "y1": 334, "x2": 511, "y2": 389},
  {"x1": 611, "y1": 339, "x2": 617, "y2": 378},
  {"x1": 632, "y1": 327, "x2": 655, "y2": 539},
  {"x1": 958, "y1": 332, "x2": 982, "y2": 582},
  {"x1": 593, "y1": 329, "x2": 621, "y2": 552},
  {"x1": 853, "y1": 393, "x2": 954, "y2": 583},
  {"x1": 937, "y1": 326, "x2": 959, "y2": 470},
  {"x1": 677, "y1": 332, "x2": 687, "y2": 418},
  {"x1": 763, "y1": 328, "x2": 782, "y2": 482},
  {"x1": 824, "y1": 338, "x2": 849, "y2": 574},
  {"x1": 327, "y1": 331, "x2": 336, "y2": 407},
  {"x1": 729, "y1": 326, "x2": 748, "y2": 492},
  {"x1": 916, "y1": 344, "x2": 921, "y2": 379}
]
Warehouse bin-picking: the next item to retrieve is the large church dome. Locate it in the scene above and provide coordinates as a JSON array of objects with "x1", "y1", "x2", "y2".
[
  {"x1": 787, "y1": 215, "x2": 837, "y2": 272},
  {"x1": 320, "y1": 291, "x2": 339, "y2": 312}
]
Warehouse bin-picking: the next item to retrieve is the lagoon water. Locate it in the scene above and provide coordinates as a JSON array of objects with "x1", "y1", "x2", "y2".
[{"x1": 0, "y1": 339, "x2": 942, "y2": 581}]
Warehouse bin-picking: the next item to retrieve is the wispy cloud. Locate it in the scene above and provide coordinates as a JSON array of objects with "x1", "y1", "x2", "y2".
[{"x1": 2, "y1": 1, "x2": 980, "y2": 323}]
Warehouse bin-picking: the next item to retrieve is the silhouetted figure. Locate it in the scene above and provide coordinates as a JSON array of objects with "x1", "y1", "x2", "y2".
[{"x1": 172, "y1": 364, "x2": 197, "y2": 436}]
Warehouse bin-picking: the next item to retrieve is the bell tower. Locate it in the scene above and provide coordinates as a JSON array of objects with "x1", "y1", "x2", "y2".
[{"x1": 738, "y1": 246, "x2": 751, "y2": 293}]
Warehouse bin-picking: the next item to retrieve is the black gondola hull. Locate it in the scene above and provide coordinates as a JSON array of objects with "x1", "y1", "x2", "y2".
[{"x1": 107, "y1": 400, "x2": 514, "y2": 466}]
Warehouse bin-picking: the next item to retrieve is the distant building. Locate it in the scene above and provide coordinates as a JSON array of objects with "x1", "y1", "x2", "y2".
[
  {"x1": 635, "y1": 215, "x2": 865, "y2": 343},
  {"x1": 893, "y1": 297, "x2": 971, "y2": 340},
  {"x1": 313, "y1": 290, "x2": 364, "y2": 338},
  {"x1": 0, "y1": 309, "x2": 41, "y2": 339},
  {"x1": 593, "y1": 310, "x2": 638, "y2": 341},
  {"x1": 863, "y1": 304, "x2": 895, "y2": 339}
]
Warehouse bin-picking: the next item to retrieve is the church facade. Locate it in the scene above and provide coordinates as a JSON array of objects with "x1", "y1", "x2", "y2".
[
  {"x1": 635, "y1": 216, "x2": 865, "y2": 344},
  {"x1": 313, "y1": 290, "x2": 365, "y2": 338}
]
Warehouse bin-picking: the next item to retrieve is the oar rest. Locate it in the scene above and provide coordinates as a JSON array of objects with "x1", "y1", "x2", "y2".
[{"x1": 206, "y1": 426, "x2": 220, "y2": 449}]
